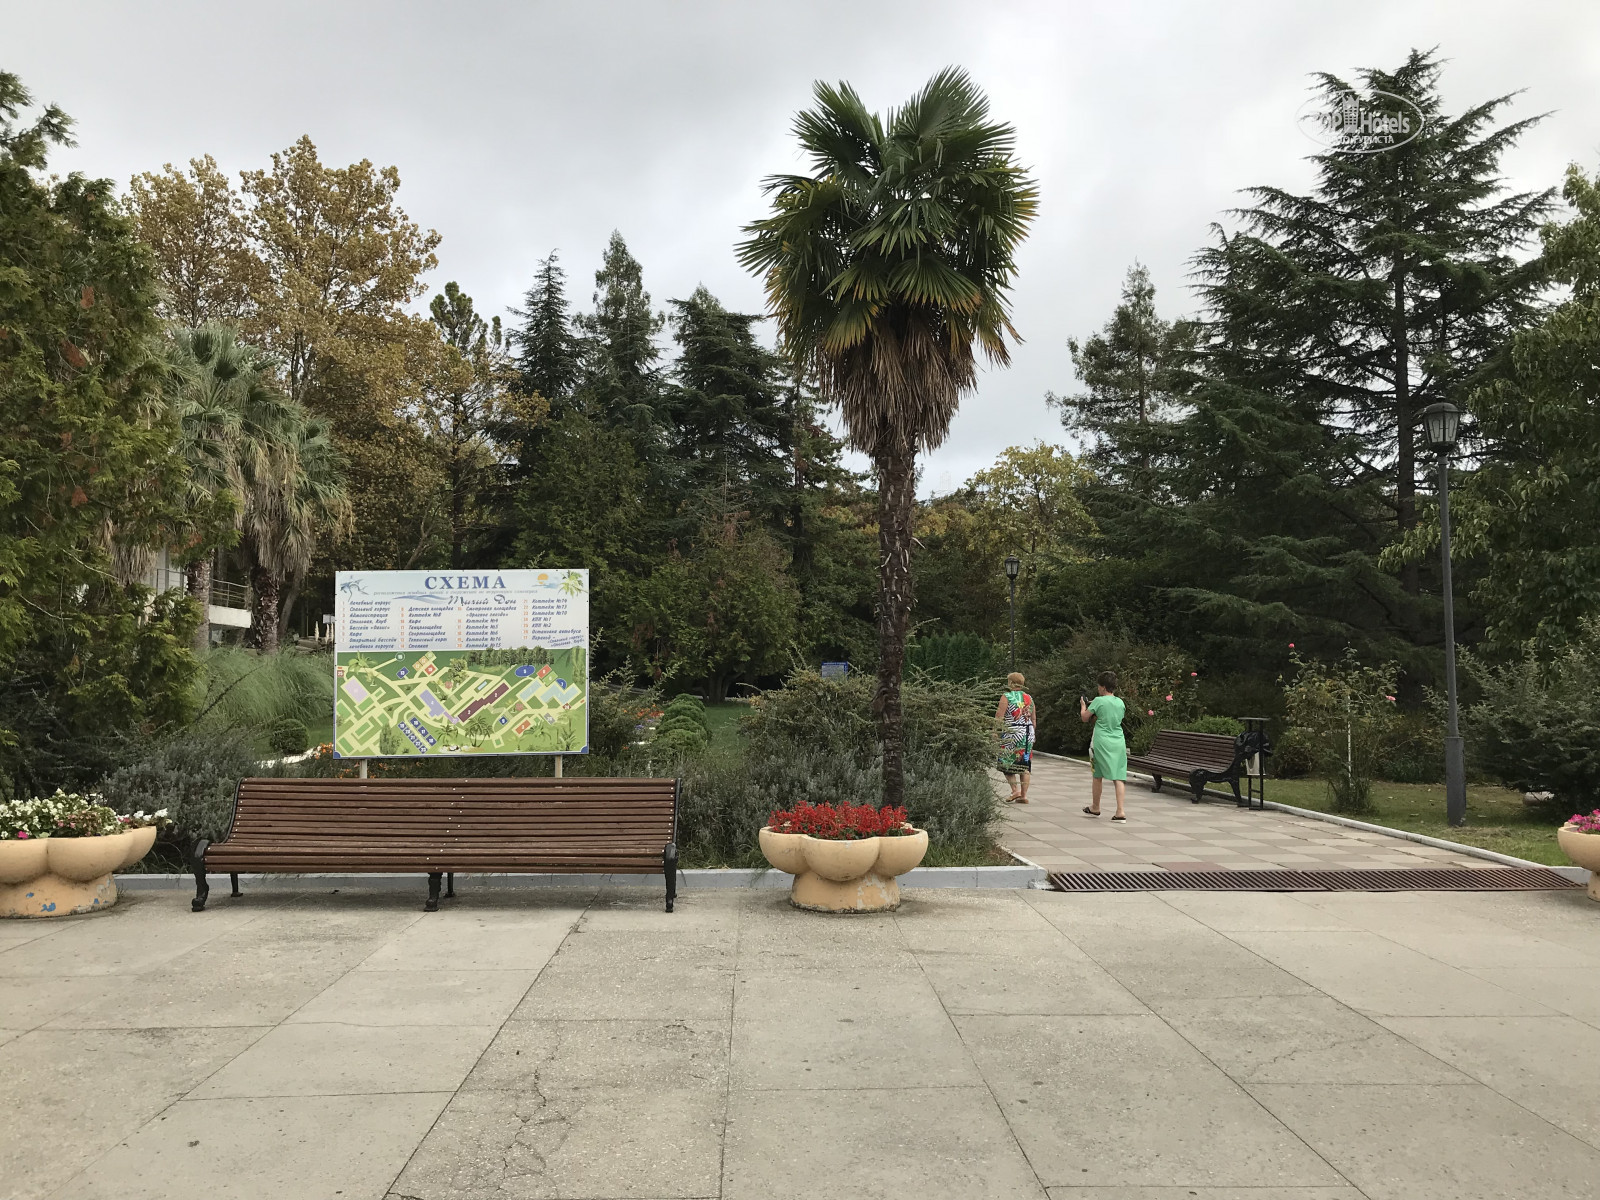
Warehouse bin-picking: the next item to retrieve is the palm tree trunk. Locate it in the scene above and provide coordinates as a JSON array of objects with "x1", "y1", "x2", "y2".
[
  {"x1": 248, "y1": 565, "x2": 281, "y2": 654},
  {"x1": 186, "y1": 556, "x2": 213, "y2": 653},
  {"x1": 873, "y1": 443, "x2": 917, "y2": 808},
  {"x1": 277, "y1": 576, "x2": 302, "y2": 649}
]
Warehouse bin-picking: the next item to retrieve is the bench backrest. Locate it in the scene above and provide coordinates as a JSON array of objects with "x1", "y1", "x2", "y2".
[
  {"x1": 1145, "y1": 730, "x2": 1239, "y2": 770},
  {"x1": 223, "y1": 777, "x2": 678, "y2": 847}
]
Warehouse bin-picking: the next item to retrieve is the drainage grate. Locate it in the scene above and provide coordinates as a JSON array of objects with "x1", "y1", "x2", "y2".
[{"x1": 1047, "y1": 867, "x2": 1580, "y2": 893}]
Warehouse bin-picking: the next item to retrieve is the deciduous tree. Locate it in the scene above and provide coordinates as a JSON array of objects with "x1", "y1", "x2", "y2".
[
  {"x1": 127, "y1": 155, "x2": 259, "y2": 328},
  {"x1": 0, "y1": 71, "x2": 199, "y2": 795}
]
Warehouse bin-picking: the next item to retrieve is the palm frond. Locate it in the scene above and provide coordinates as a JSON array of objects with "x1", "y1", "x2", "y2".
[{"x1": 737, "y1": 67, "x2": 1037, "y2": 459}]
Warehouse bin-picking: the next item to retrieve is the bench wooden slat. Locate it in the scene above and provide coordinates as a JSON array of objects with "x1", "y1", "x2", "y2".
[
  {"x1": 1127, "y1": 730, "x2": 1251, "y2": 805},
  {"x1": 194, "y1": 776, "x2": 682, "y2": 914}
]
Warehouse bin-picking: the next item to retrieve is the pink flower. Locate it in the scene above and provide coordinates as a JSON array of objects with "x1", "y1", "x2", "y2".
[
  {"x1": 1165, "y1": 693, "x2": 1173, "y2": 701},
  {"x1": 16, "y1": 830, "x2": 30, "y2": 840},
  {"x1": 1190, "y1": 672, "x2": 1197, "y2": 677},
  {"x1": 1147, "y1": 709, "x2": 1155, "y2": 716},
  {"x1": 1385, "y1": 695, "x2": 1396, "y2": 702},
  {"x1": 1289, "y1": 642, "x2": 1296, "y2": 648}
]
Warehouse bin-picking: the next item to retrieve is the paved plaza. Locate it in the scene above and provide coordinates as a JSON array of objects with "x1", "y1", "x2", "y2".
[
  {"x1": 1002, "y1": 755, "x2": 1494, "y2": 873},
  {"x1": 4, "y1": 881, "x2": 1600, "y2": 1199}
]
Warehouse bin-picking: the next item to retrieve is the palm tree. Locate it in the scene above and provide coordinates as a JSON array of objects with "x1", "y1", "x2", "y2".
[
  {"x1": 164, "y1": 325, "x2": 300, "y2": 650},
  {"x1": 738, "y1": 69, "x2": 1037, "y2": 805},
  {"x1": 164, "y1": 324, "x2": 351, "y2": 654},
  {"x1": 240, "y1": 408, "x2": 351, "y2": 653}
]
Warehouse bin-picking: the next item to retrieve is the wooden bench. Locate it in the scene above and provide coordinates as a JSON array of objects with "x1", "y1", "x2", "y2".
[
  {"x1": 191, "y1": 776, "x2": 680, "y2": 913},
  {"x1": 1126, "y1": 729, "x2": 1270, "y2": 807}
]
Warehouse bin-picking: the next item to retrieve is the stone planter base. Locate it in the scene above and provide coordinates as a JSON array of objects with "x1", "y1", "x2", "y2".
[
  {"x1": 759, "y1": 826, "x2": 929, "y2": 913},
  {"x1": 1557, "y1": 825, "x2": 1600, "y2": 902},
  {"x1": 790, "y1": 869, "x2": 904, "y2": 912},
  {"x1": 0, "y1": 827, "x2": 157, "y2": 918}
]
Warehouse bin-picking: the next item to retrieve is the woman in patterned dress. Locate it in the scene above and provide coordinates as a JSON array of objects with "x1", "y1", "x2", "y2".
[{"x1": 995, "y1": 672, "x2": 1036, "y2": 803}]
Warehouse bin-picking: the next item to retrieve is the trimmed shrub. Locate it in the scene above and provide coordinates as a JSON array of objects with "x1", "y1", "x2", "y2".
[
  {"x1": 1181, "y1": 715, "x2": 1246, "y2": 737},
  {"x1": 265, "y1": 717, "x2": 310, "y2": 756},
  {"x1": 1269, "y1": 727, "x2": 1316, "y2": 778},
  {"x1": 907, "y1": 633, "x2": 1003, "y2": 684},
  {"x1": 662, "y1": 697, "x2": 711, "y2": 737}
]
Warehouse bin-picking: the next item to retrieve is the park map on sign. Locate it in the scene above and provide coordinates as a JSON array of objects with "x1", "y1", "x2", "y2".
[
  {"x1": 333, "y1": 568, "x2": 589, "y2": 758},
  {"x1": 335, "y1": 647, "x2": 588, "y2": 756}
]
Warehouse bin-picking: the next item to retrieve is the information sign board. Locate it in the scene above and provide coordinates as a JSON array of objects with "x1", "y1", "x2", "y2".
[{"x1": 333, "y1": 569, "x2": 588, "y2": 758}]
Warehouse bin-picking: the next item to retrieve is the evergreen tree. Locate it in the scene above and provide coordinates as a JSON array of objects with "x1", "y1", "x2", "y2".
[
  {"x1": 573, "y1": 231, "x2": 667, "y2": 448},
  {"x1": 1195, "y1": 50, "x2": 1549, "y2": 604},
  {"x1": 1050, "y1": 263, "x2": 1194, "y2": 494},
  {"x1": 508, "y1": 251, "x2": 580, "y2": 407},
  {"x1": 421, "y1": 282, "x2": 519, "y2": 568},
  {"x1": 666, "y1": 287, "x2": 789, "y2": 522}
]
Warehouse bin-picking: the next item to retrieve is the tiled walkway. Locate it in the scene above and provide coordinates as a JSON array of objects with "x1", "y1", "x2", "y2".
[
  {"x1": 6, "y1": 884, "x2": 1600, "y2": 1198},
  {"x1": 999, "y1": 754, "x2": 1491, "y2": 873}
]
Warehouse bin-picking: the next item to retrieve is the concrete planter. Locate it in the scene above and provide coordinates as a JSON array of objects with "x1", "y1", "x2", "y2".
[
  {"x1": 758, "y1": 826, "x2": 930, "y2": 913},
  {"x1": 0, "y1": 827, "x2": 157, "y2": 918},
  {"x1": 1557, "y1": 825, "x2": 1600, "y2": 902}
]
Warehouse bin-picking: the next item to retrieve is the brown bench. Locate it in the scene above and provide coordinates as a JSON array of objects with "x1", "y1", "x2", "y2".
[
  {"x1": 191, "y1": 776, "x2": 680, "y2": 913},
  {"x1": 1127, "y1": 729, "x2": 1268, "y2": 807}
]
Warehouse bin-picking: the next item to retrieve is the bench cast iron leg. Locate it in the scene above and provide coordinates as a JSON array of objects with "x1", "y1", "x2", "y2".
[
  {"x1": 1189, "y1": 773, "x2": 1205, "y2": 804},
  {"x1": 1151, "y1": 775, "x2": 1163, "y2": 794},
  {"x1": 1230, "y1": 776, "x2": 1243, "y2": 806},
  {"x1": 425, "y1": 872, "x2": 442, "y2": 912},
  {"x1": 230, "y1": 873, "x2": 241, "y2": 898},
  {"x1": 445, "y1": 872, "x2": 455, "y2": 899},
  {"x1": 663, "y1": 843, "x2": 678, "y2": 913},
  {"x1": 190, "y1": 838, "x2": 211, "y2": 913}
]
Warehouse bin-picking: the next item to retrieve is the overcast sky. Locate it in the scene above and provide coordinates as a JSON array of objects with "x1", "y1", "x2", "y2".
[{"x1": 10, "y1": 1, "x2": 1600, "y2": 493}]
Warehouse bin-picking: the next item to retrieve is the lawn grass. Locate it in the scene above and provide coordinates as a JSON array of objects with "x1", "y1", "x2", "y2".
[
  {"x1": 701, "y1": 701, "x2": 748, "y2": 752},
  {"x1": 1265, "y1": 776, "x2": 1572, "y2": 866}
]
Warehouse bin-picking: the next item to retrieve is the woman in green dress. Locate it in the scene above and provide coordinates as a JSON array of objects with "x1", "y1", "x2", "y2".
[{"x1": 1079, "y1": 670, "x2": 1129, "y2": 820}]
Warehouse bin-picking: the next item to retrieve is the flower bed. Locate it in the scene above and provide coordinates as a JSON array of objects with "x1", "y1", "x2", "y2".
[
  {"x1": 766, "y1": 801, "x2": 913, "y2": 840},
  {"x1": 1560, "y1": 808, "x2": 1600, "y2": 902},
  {"x1": 759, "y1": 800, "x2": 928, "y2": 913},
  {"x1": 0, "y1": 792, "x2": 167, "y2": 918},
  {"x1": 1566, "y1": 808, "x2": 1600, "y2": 834}
]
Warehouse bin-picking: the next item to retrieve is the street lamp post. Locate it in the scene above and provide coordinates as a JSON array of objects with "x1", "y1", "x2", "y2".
[
  {"x1": 1004, "y1": 555, "x2": 1021, "y2": 671},
  {"x1": 1422, "y1": 402, "x2": 1467, "y2": 827}
]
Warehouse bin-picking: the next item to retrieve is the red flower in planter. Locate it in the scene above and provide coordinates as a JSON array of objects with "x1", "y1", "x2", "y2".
[{"x1": 767, "y1": 801, "x2": 911, "y2": 839}]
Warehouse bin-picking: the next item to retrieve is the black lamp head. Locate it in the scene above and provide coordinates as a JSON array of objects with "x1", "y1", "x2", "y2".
[
  {"x1": 1421, "y1": 402, "x2": 1463, "y2": 454},
  {"x1": 1004, "y1": 555, "x2": 1021, "y2": 580}
]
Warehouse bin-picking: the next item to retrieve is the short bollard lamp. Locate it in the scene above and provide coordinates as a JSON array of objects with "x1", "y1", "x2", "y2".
[
  {"x1": 1004, "y1": 555, "x2": 1021, "y2": 670},
  {"x1": 1421, "y1": 402, "x2": 1467, "y2": 826}
]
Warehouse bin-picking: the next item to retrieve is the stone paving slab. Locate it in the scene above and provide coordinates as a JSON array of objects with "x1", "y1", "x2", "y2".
[
  {"x1": 3, "y1": 884, "x2": 1600, "y2": 1198},
  {"x1": 1001, "y1": 756, "x2": 1498, "y2": 872}
]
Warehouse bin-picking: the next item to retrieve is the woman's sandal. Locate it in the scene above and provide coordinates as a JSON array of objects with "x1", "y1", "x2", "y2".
[
  {"x1": 1082, "y1": 806, "x2": 1100, "y2": 816},
  {"x1": 1111, "y1": 814, "x2": 1127, "y2": 821}
]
